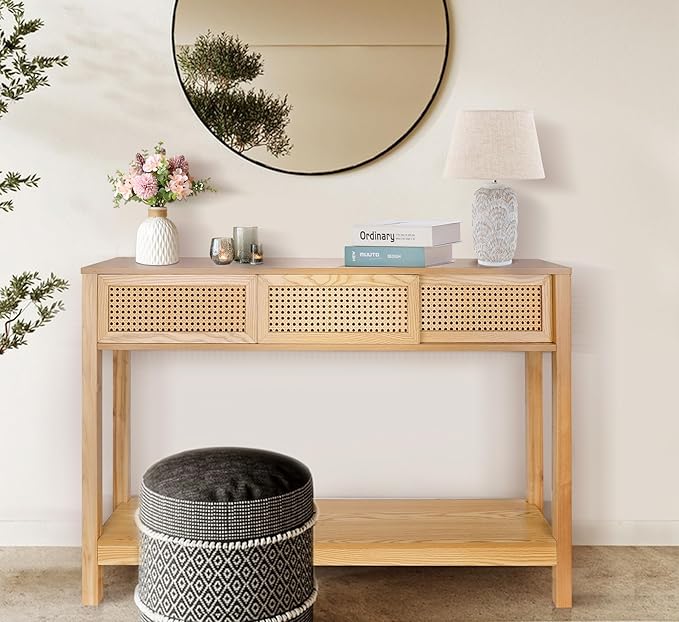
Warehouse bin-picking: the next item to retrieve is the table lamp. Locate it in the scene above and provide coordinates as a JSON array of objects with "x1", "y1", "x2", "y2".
[{"x1": 445, "y1": 110, "x2": 544, "y2": 266}]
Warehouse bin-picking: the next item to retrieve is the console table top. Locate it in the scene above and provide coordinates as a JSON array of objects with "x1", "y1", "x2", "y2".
[{"x1": 82, "y1": 257, "x2": 571, "y2": 275}]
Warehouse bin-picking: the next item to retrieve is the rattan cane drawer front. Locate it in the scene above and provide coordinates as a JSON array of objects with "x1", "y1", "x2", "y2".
[
  {"x1": 98, "y1": 275, "x2": 257, "y2": 344},
  {"x1": 258, "y1": 275, "x2": 420, "y2": 344},
  {"x1": 420, "y1": 275, "x2": 552, "y2": 343}
]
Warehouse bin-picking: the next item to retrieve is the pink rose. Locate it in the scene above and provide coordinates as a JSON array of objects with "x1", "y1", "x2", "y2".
[
  {"x1": 116, "y1": 174, "x2": 134, "y2": 201},
  {"x1": 143, "y1": 154, "x2": 163, "y2": 173},
  {"x1": 132, "y1": 173, "x2": 158, "y2": 200},
  {"x1": 167, "y1": 171, "x2": 193, "y2": 201}
]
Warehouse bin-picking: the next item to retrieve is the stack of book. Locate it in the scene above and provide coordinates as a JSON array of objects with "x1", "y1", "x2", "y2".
[{"x1": 344, "y1": 219, "x2": 461, "y2": 267}]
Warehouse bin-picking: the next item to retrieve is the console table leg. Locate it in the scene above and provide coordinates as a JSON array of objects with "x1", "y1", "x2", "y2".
[
  {"x1": 551, "y1": 274, "x2": 572, "y2": 608},
  {"x1": 113, "y1": 351, "x2": 131, "y2": 508},
  {"x1": 525, "y1": 352, "x2": 544, "y2": 511},
  {"x1": 82, "y1": 274, "x2": 103, "y2": 605}
]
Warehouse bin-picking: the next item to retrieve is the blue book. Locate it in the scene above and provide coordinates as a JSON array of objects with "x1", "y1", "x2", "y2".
[{"x1": 344, "y1": 245, "x2": 453, "y2": 267}]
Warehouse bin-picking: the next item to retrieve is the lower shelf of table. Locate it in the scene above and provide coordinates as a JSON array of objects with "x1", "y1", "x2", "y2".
[{"x1": 98, "y1": 498, "x2": 556, "y2": 567}]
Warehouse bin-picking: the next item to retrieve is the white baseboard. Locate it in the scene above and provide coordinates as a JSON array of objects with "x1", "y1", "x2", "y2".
[
  {"x1": 0, "y1": 520, "x2": 80, "y2": 547},
  {"x1": 573, "y1": 520, "x2": 679, "y2": 545},
  {"x1": 2, "y1": 519, "x2": 679, "y2": 547}
]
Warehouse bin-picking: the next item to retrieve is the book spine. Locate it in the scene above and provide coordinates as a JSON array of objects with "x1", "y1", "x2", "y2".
[
  {"x1": 351, "y1": 228, "x2": 434, "y2": 247},
  {"x1": 344, "y1": 246, "x2": 426, "y2": 267}
]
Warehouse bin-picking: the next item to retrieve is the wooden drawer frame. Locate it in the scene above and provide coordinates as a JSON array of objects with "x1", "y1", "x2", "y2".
[{"x1": 97, "y1": 275, "x2": 257, "y2": 344}]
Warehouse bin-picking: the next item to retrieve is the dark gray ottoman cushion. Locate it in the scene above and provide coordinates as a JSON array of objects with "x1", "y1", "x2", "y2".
[{"x1": 134, "y1": 447, "x2": 316, "y2": 622}]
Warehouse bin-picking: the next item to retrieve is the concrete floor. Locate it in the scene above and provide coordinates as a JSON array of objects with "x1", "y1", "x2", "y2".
[{"x1": 0, "y1": 547, "x2": 678, "y2": 621}]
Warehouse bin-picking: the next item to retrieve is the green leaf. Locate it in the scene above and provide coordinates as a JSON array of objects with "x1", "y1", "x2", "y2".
[
  {"x1": 0, "y1": 0, "x2": 68, "y2": 120},
  {"x1": 0, "y1": 271, "x2": 69, "y2": 354}
]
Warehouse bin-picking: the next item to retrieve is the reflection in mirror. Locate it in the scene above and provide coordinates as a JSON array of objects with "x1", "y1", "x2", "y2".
[{"x1": 173, "y1": 0, "x2": 449, "y2": 174}]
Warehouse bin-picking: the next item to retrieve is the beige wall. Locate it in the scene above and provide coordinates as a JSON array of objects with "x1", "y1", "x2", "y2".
[
  {"x1": 1, "y1": 0, "x2": 678, "y2": 545},
  {"x1": 174, "y1": 0, "x2": 447, "y2": 171}
]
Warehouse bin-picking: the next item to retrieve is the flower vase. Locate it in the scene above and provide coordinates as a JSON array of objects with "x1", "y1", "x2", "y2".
[{"x1": 135, "y1": 208, "x2": 179, "y2": 266}]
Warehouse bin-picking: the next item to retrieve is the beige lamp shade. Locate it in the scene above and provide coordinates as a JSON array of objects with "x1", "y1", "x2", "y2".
[{"x1": 444, "y1": 110, "x2": 545, "y2": 180}]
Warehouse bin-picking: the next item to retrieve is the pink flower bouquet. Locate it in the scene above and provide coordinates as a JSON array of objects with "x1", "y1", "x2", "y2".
[{"x1": 109, "y1": 142, "x2": 213, "y2": 208}]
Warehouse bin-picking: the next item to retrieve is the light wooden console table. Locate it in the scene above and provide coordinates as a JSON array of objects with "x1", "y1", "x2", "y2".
[{"x1": 81, "y1": 257, "x2": 572, "y2": 608}]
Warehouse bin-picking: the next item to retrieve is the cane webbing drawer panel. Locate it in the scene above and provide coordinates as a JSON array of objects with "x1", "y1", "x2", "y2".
[
  {"x1": 420, "y1": 275, "x2": 552, "y2": 343},
  {"x1": 258, "y1": 274, "x2": 420, "y2": 344},
  {"x1": 98, "y1": 275, "x2": 257, "y2": 344}
]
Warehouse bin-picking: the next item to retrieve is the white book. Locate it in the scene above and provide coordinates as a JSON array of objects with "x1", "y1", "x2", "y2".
[{"x1": 351, "y1": 219, "x2": 462, "y2": 247}]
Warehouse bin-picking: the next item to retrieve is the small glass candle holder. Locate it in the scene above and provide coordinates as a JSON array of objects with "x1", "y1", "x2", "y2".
[
  {"x1": 209, "y1": 237, "x2": 234, "y2": 265},
  {"x1": 249, "y1": 243, "x2": 263, "y2": 264},
  {"x1": 233, "y1": 226, "x2": 258, "y2": 263}
]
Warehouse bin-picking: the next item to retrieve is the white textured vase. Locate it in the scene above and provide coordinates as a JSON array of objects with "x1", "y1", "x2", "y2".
[
  {"x1": 471, "y1": 183, "x2": 518, "y2": 267},
  {"x1": 135, "y1": 208, "x2": 179, "y2": 266}
]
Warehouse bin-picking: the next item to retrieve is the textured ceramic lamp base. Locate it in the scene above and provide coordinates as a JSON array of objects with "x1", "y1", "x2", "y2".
[
  {"x1": 472, "y1": 183, "x2": 518, "y2": 267},
  {"x1": 136, "y1": 208, "x2": 179, "y2": 266}
]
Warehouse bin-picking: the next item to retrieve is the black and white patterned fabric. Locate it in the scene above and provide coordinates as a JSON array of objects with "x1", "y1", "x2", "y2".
[
  {"x1": 136, "y1": 447, "x2": 316, "y2": 622},
  {"x1": 138, "y1": 609, "x2": 315, "y2": 622},
  {"x1": 138, "y1": 607, "x2": 315, "y2": 622},
  {"x1": 139, "y1": 479, "x2": 314, "y2": 542},
  {"x1": 139, "y1": 447, "x2": 315, "y2": 541}
]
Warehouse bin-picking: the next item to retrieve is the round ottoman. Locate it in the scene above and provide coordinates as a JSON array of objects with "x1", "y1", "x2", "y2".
[{"x1": 134, "y1": 447, "x2": 316, "y2": 622}]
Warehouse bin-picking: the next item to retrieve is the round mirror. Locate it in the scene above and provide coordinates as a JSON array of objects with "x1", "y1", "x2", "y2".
[{"x1": 173, "y1": 0, "x2": 449, "y2": 175}]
